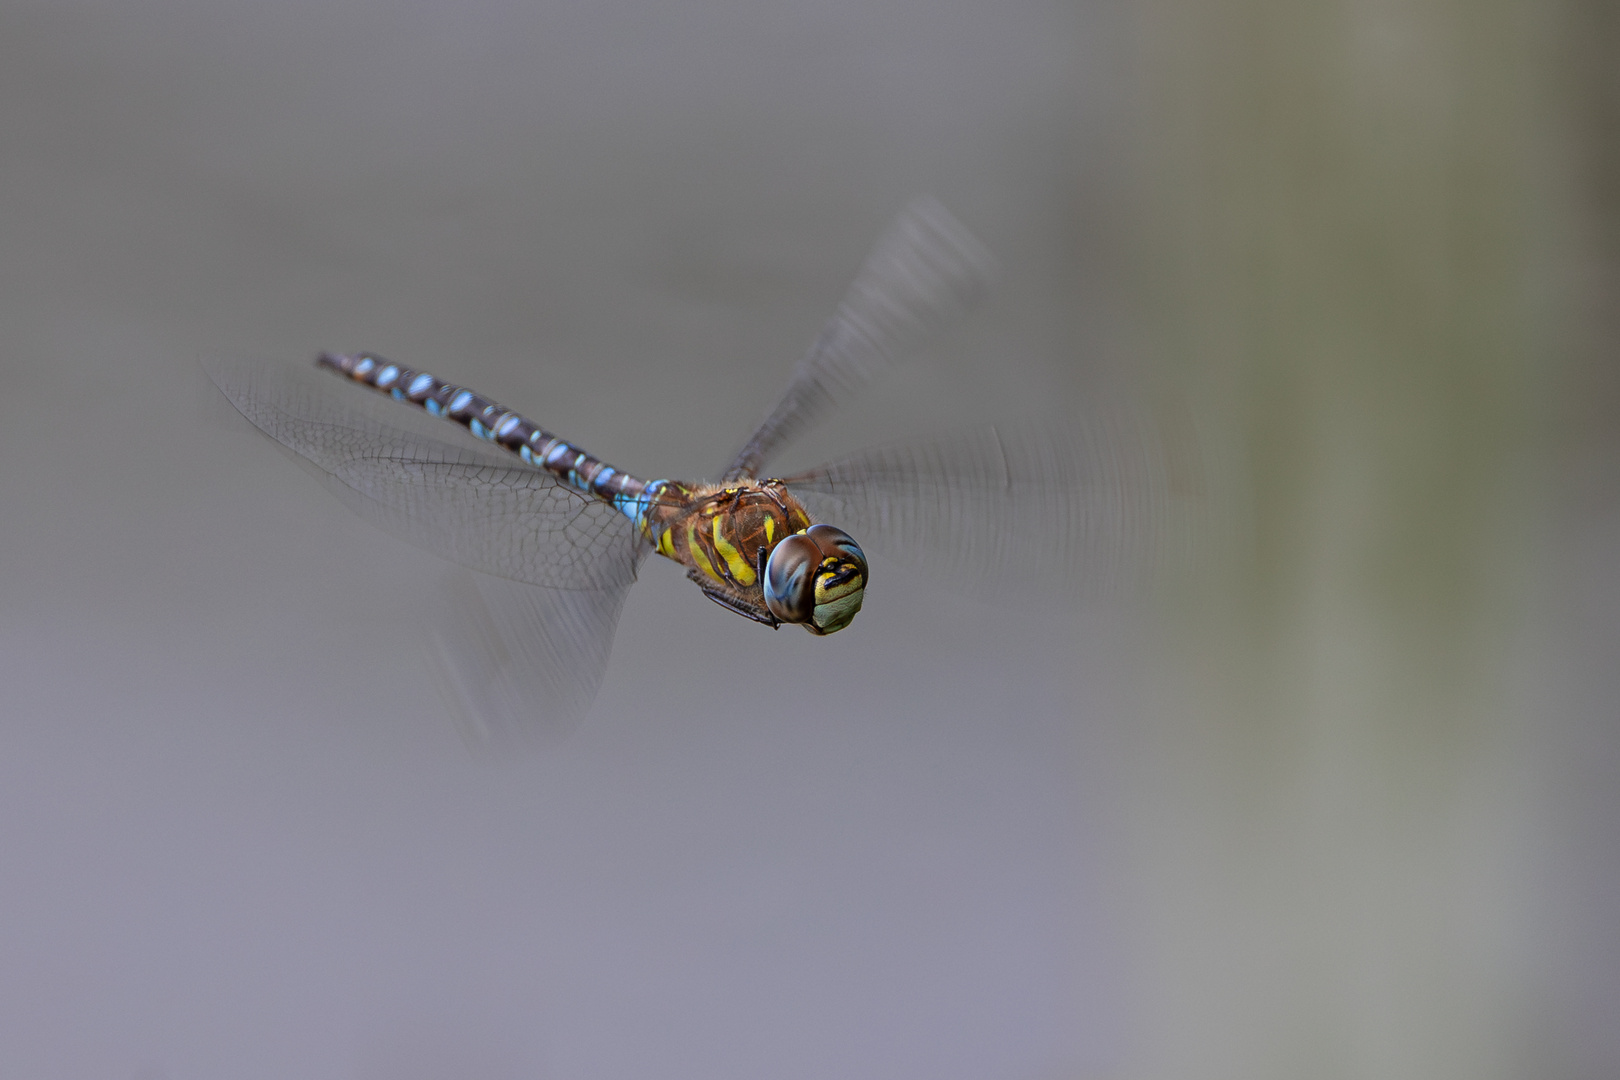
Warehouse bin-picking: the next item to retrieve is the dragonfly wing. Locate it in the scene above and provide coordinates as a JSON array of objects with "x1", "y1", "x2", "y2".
[
  {"x1": 206, "y1": 354, "x2": 648, "y2": 591},
  {"x1": 782, "y1": 410, "x2": 1220, "y2": 599},
  {"x1": 428, "y1": 567, "x2": 634, "y2": 746},
  {"x1": 724, "y1": 196, "x2": 996, "y2": 480}
]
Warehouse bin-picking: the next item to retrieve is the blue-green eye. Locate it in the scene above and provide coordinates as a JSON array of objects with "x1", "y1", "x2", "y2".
[
  {"x1": 804, "y1": 524, "x2": 867, "y2": 578},
  {"x1": 763, "y1": 534, "x2": 820, "y2": 624},
  {"x1": 765, "y1": 525, "x2": 870, "y2": 632}
]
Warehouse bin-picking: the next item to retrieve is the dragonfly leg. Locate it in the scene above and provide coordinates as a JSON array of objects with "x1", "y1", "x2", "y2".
[{"x1": 688, "y1": 569, "x2": 780, "y2": 628}]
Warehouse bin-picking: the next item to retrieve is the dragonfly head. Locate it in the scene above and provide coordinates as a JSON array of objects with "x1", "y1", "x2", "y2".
[{"x1": 762, "y1": 524, "x2": 868, "y2": 634}]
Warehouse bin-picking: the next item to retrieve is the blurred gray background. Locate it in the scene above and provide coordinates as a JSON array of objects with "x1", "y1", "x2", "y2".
[{"x1": 0, "y1": 1, "x2": 1615, "y2": 1078}]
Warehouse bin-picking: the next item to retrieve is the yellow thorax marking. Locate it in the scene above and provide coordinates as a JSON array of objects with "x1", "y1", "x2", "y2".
[
  {"x1": 656, "y1": 526, "x2": 676, "y2": 559},
  {"x1": 711, "y1": 517, "x2": 756, "y2": 586},
  {"x1": 686, "y1": 521, "x2": 722, "y2": 582},
  {"x1": 763, "y1": 515, "x2": 775, "y2": 545}
]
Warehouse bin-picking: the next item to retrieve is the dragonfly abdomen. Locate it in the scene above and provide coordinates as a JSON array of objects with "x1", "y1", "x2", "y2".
[{"x1": 318, "y1": 352, "x2": 655, "y2": 520}]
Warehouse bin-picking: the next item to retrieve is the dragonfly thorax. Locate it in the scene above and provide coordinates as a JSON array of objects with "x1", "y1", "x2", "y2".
[{"x1": 642, "y1": 479, "x2": 867, "y2": 633}]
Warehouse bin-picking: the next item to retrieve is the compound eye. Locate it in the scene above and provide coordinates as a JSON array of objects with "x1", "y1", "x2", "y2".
[
  {"x1": 804, "y1": 524, "x2": 867, "y2": 577},
  {"x1": 800, "y1": 524, "x2": 868, "y2": 635},
  {"x1": 762, "y1": 533, "x2": 820, "y2": 624}
]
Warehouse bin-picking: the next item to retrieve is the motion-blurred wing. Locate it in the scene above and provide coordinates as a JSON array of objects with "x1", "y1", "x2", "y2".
[
  {"x1": 783, "y1": 410, "x2": 1217, "y2": 598},
  {"x1": 206, "y1": 354, "x2": 647, "y2": 591},
  {"x1": 429, "y1": 567, "x2": 634, "y2": 746},
  {"x1": 723, "y1": 197, "x2": 995, "y2": 480}
]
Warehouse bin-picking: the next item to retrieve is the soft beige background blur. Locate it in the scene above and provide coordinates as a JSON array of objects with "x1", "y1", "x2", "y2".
[
  {"x1": 0, "y1": 0, "x2": 1614, "y2": 1078},
  {"x1": 1127, "y1": 1, "x2": 1618, "y2": 1077}
]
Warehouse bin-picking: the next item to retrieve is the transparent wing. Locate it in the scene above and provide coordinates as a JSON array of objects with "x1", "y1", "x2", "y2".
[
  {"x1": 724, "y1": 196, "x2": 996, "y2": 480},
  {"x1": 428, "y1": 567, "x2": 634, "y2": 747},
  {"x1": 782, "y1": 408, "x2": 1221, "y2": 599},
  {"x1": 205, "y1": 354, "x2": 648, "y2": 591}
]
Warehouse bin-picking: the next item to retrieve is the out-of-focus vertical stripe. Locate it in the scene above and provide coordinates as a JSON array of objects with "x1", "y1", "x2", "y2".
[{"x1": 1123, "y1": 2, "x2": 1556, "y2": 1076}]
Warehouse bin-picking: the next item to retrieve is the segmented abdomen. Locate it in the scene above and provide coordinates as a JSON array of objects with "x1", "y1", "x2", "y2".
[{"x1": 317, "y1": 352, "x2": 659, "y2": 523}]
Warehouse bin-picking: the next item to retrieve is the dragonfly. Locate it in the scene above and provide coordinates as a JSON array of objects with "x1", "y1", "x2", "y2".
[{"x1": 208, "y1": 198, "x2": 1198, "y2": 739}]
